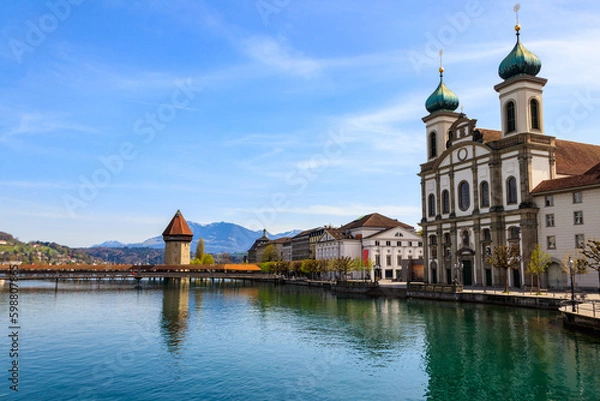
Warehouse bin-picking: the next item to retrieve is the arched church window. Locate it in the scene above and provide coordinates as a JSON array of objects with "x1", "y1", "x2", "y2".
[
  {"x1": 530, "y1": 99, "x2": 540, "y2": 130},
  {"x1": 505, "y1": 101, "x2": 516, "y2": 133},
  {"x1": 442, "y1": 190, "x2": 450, "y2": 214},
  {"x1": 507, "y1": 176, "x2": 517, "y2": 204},
  {"x1": 429, "y1": 132, "x2": 437, "y2": 158},
  {"x1": 480, "y1": 181, "x2": 490, "y2": 208},
  {"x1": 458, "y1": 181, "x2": 470, "y2": 211},
  {"x1": 462, "y1": 230, "x2": 470, "y2": 248},
  {"x1": 428, "y1": 194, "x2": 436, "y2": 217},
  {"x1": 482, "y1": 229, "x2": 491, "y2": 242}
]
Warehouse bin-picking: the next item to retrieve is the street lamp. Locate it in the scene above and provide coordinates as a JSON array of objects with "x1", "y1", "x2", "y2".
[
  {"x1": 454, "y1": 260, "x2": 463, "y2": 285},
  {"x1": 568, "y1": 256, "x2": 576, "y2": 312}
]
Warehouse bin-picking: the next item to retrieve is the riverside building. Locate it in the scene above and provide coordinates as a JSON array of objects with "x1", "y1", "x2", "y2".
[{"x1": 420, "y1": 23, "x2": 600, "y2": 290}]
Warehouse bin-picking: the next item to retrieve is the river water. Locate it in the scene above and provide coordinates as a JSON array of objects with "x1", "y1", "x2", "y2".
[{"x1": 1, "y1": 279, "x2": 599, "y2": 400}]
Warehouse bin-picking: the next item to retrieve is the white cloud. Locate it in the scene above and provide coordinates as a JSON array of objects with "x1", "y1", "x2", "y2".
[{"x1": 241, "y1": 36, "x2": 321, "y2": 78}]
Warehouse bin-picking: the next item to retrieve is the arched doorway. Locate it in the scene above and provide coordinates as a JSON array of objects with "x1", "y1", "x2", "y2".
[{"x1": 547, "y1": 262, "x2": 567, "y2": 289}]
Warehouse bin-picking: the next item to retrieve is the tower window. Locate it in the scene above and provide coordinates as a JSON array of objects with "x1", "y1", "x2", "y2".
[
  {"x1": 507, "y1": 176, "x2": 517, "y2": 204},
  {"x1": 428, "y1": 194, "x2": 436, "y2": 217},
  {"x1": 480, "y1": 181, "x2": 490, "y2": 208},
  {"x1": 442, "y1": 190, "x2": 450, "y2": 214},
  {"x1": 530, "y1": 99, "x2": 540, "y2": 130},
  {"x1": 458, "y1": 181, "x2": 470, "y2": 211},
  {"x1": 505, "y1": 101, "x2": 516, "y2": 133},
  {"x1": 429, "y1": 131, "x2": 437, "y2": 158}
]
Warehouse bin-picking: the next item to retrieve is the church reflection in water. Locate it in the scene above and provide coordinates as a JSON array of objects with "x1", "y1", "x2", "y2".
[{"x1": 160, "y1": 278, "x2": 190, "y2": 353}]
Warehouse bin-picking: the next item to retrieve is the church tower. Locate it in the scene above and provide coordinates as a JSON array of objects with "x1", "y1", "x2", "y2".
[
  {"x1": 162, "y1": 210, "x2": 194, "y2": 265},
  {"x1": 423, "y1": 56, "x2": 461, "y2": 161},
  {"x1": 494, "y1": 23, "x2": 546, "y2": 137}
]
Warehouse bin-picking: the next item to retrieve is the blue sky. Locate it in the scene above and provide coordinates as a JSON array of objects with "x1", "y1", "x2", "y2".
[{"x1": 1, "y1": 0, "x2": 600, "y2": 247}]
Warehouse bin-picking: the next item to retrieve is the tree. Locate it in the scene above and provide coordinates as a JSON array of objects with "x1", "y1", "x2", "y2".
[
  {"x1": 581, "y1": 239, "x2": 600, "y2": 293},
  {"x1": 331, "y1": 256, "x2": 354, "y2": 280},
  {"x1": 485, "y1": 245, "x2": 521, "y2": 293},
  {"x1": 351, "y1": 256, "x2": 373, "y2": 281},
  {"x1": 201, "y1": 254, "x2": 214, "y2": 265},
  {"x1": 195, "y1": 238, "x2": 205, "y2": 261},
  {"x1": 526, "y1": 244, "x2": 551, "y2": 294},
  {"x1": 261, "y1": 244, "x2": 277, "y2": 263}
]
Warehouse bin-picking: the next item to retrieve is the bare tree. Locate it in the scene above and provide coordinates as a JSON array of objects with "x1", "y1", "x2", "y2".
[
  {"x1": 581, "y1": 239, "x2": 600, "y2": 293},
  {"x1": 485, "y1": 245, "x2": 521, "y2": 293}
]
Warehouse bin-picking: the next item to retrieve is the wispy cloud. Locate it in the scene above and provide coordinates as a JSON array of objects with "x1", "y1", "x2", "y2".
[
  {"x1": 0, "y1": 110, "x2": 97, "y2": 141},
  {"x1": 241, "y1": 36, "x2": 321, "y2": 78}
]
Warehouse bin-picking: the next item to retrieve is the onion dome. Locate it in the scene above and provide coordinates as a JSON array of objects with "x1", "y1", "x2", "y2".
[
  {"x1": 498, "y1": 25, "x2": 541, "y2": 80},
  {"x1": 425, "y1": 67, "x2": 460, "y2": 113}
]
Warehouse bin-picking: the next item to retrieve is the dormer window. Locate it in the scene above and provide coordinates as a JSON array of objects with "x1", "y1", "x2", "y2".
[{"x1": 505, "y1": 101, "x2": 516, "y2": 133}]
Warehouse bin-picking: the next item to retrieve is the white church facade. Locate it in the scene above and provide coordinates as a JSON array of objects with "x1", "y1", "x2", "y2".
[{"x1": 420, "y1": 23, "x2": 600, "y2": 290}]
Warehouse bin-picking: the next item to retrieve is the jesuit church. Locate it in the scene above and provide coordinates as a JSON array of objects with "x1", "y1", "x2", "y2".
[{"x1": 420, "y1": 23, "x2": 600, "y2": 290}]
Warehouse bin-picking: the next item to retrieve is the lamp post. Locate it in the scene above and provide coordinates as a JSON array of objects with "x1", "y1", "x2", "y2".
[
  {"x1": 568, "y1": 256, "x2": 576, "y2": 312},
  {"x1": 454, "y1": 260, "x2": 463, "y2": 285}
]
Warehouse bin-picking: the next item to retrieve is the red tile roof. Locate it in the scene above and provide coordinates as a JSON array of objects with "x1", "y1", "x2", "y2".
[
  {"x1": 162, "y1": 210, "x2": 193, "y2": 238},
  {"x1": 532, "y1": 161, "x2": 600, "y2": 193},
  {"x1": 340, "y1": 213, "x2": 413, "y2": 230},
  {"x1": 554, "y1": 139, "x2": 600, "y2": 176}
]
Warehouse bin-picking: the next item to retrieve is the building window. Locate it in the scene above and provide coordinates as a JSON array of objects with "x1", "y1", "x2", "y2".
[
  {"x1": 507, "y1": 176, "x2": 517, "y2": 204},
  {"x1": 505, "y1": 101, "x2": 516, "y2": 133},
  {"x1": 443, "y1": 233, "x2": 451, "y2": 245},
  {"x1": 530, "y1": 99, "x2": 540, "y2": 130},
  {"x1": 430, "y1": 131, "x2": 437, "y2": 158},
  {"x1": 480, "y1": 181, "x2": 490, "y2": 208},
  {"x1": 576, "y1": 234, "x2": 585, "y2": 249},
  {"x1": 408, "y1": 241, "x2": 413, "y2": 247},
  {"x1": 483, "y1": 229, "x2": 491, "y2": 242},
  {"x1": 508, "y1": 226, "x2": 520, "y2": 240},
  {"x1": 545, "y1": 214, "x2": 555, "y2": 227},
  {"x1": 574, "y1": 211, "x2": 584, "y2": 225},
  {"x1": 547, "y1": 236, "x2": 556, "y2": 250},
  {"x1": 418, "y1": 242, "x2": 423, "y2": 247},
  {"x1": 375, "y1": 255, "x2": 380, "y2": 266},
  {"x1": 462, "y1": 230, "x2": 470, "y2": 248},
  {"x1": 428, "y1": 194, "x2": 436, "y2": 217},
  {"x1": 458, "y1": 181, "x2": 470, "y2": 211},
  {"x1": 545, "y1": 195, "x2": 554, "y2": 207},
  {"x1": 573, "y1": 191, "x2": 582, "y2": 204},
  {"x1": 386, "y1": 255, "x2": 392, "y2": 266},
  {"x1": 442, "y1": 190, "x2": 450, "y2": 214},
  {"x1": 397, "y1": 241, "x2": 402, "y2": 246},
  {"x1": 429, "y1": 235, "x2": 437, "y2": 246},
  {"x1": 397, "y1": 255, "x2": 402, "y2": 266},
  {"x1": 375, "y1": 241, "x2": 380, "y2": 246},
  {"x1": 386, "y1": 241, "x2": 391, "y2": 246}
]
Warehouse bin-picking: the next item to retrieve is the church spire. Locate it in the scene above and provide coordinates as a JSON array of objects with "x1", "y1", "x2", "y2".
[{"x1": 425, "y1": 50, "x2": 460, "y2": 113}]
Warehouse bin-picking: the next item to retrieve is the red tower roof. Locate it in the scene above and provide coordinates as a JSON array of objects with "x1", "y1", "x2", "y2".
[{"x1": 162, "y1": 210, "x2": 193, "y2": 240}]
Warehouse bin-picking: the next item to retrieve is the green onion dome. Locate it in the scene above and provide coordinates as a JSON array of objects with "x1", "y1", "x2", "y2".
[
  {"x1": 425, "y1": 67, "x2": 460, "y2": 113},
  {"x1": 498, "y1": 25, "x2": 541, "y2": 80}
]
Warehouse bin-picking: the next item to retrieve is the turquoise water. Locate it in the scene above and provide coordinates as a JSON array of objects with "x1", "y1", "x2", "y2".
[{"x1": 1, "y1": 279, "x2": 599, "y2": 400}]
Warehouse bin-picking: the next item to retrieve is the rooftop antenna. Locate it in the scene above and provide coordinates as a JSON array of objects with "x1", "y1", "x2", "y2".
[
  {"x1": 438, "y1": 49, "x2": 444, "y2": 80},
  {"x1": 514, "y1": 3, "x2": 521, "y2": 40}
]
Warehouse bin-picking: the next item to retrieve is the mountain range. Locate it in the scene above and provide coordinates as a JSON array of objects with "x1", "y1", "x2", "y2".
[{"x1": 93, "y1": 221, "x2": 301, "y2": 255}]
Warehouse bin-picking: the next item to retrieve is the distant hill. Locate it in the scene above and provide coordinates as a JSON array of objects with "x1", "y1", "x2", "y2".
[
  {"x1": 92, "y1": 221, "x2": 301, "y2": 255},
  {"x1": 0, "y1": 231, "x2": 101, "y2": 265}
]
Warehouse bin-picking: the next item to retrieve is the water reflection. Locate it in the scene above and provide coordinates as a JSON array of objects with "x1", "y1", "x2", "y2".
[
  {"x1": 419, "y1": 301, "x2": 600, "y2": 401},
  {"x1": 160, "y1": 279, "x2": 190, "y2": 352}
]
